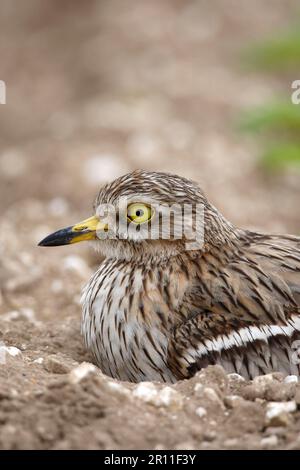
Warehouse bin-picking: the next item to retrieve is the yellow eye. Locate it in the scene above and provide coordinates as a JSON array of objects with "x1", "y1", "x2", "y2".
[{"x1": 127, "y1": 203, "x2": 153, "y2": 224}]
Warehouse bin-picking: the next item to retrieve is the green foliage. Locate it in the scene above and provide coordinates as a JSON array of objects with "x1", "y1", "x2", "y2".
[
  {"x1": 242, "y1": 28, "x2": 300, "y2": 71},
  {"x1": 239, "y1": 24, "x2": 300, "y2": 172},
  {"x1": 239, "y1": 102, "x2": 300, "y2": 134},
  {"x1": 260, "y1": 143, "x2": 300, "y2": 170}
]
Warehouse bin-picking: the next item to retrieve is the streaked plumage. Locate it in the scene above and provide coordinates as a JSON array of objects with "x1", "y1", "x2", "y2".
[{"x1": 40, "y1": 170, "x2": 300, "y2": 382}]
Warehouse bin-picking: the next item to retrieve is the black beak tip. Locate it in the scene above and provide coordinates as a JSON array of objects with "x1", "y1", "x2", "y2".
[
  {"x1": 37, "y1": 227, "x2": 74, "y2": 247},
  {"x1": 38, "y1": 235, "x2": 58, "y2": 247},
  {"x1": 38, "y1": 238, "x2": 49, "y2": 247}
]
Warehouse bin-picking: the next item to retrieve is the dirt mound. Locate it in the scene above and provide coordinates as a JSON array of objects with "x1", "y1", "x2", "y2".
[
  {"x1": 0, "y1": 318, "x2": 299, "y2": 449},
  {"x1": 1, "y1": 0, "x2": 300, "y2": 450}
]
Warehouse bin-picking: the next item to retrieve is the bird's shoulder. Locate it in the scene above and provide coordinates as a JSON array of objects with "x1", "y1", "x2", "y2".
[{"x1": 177, "y1": 230, "x2": 300, "y2": 328}]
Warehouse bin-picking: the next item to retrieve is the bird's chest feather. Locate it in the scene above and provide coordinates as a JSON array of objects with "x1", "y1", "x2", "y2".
[{"x1": 81, "y1": 260, "x2": 185, "y2": 382}]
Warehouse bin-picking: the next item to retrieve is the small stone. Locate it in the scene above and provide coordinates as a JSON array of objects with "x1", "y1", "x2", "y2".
[
  {"x1": 132, "y1": 382, "x2": 157, "y2": 402},
  {"x1": 227, "y1": 373, "x2": 246, "y2": 384},
  {"x1": 195, "y1": 406, "x2": 207, "y2": 418},
  {"x1": 261, "y1": 435, "x2": 278, "y2": 449},
  {"x1": 33, "y1": 358, "x2": 44, "y2": 365},
  {"x1": 265, "y1": 401, "x2": 297, "y2": 427},
  {"x1": 159, "y1": 386, "x2": 183, "y2": 409},
  {"x1": 194, "y1": 383, "x2": 204, "y2": 393},
  {"x1": 132, "y1": 383, "x2": 183, "y2": 410},
  {"x1": 106, "y1": 381, "x2": 131, "y2": 397},
  {"x1": 43, "y1": 354, "x2": 77, "y2": 374},
  {"x1": 0, "y1": 344, "x2": 22, "y2": 364},
  {"x1": 7, "y1": 347, "x2": 21, "y2": 357},
  {"x1": 284, "y1": 375, "x2": 298, "y2": 384},
  {"x1": 224, "y1": 395, "x2": 245, "y2": 409},
  {"x1": 203, "y1": 430, "x2": 217, "y2": 442},
  {"x1": 68, "y1": 362, "x2": 97, "y2": 384}
]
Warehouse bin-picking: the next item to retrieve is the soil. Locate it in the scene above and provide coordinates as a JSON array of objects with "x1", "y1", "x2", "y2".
[{"x1": 0, "y1": 0, "x2": 300, "y2": 450}]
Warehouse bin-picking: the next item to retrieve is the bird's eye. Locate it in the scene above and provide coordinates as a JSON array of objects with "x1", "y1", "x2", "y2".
[{"x1": 127, "y1": 203, "x2": 153, "y2": 224}]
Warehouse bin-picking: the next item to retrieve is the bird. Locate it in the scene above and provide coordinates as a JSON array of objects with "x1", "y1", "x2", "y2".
[{"x1": 39, "y1": 170, "x2": 300, "y2": 383}]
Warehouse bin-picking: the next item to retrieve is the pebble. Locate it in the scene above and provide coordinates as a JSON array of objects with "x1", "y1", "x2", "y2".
[
  {"x1": 43, "y1": 354, "x2": 78, "y2": 374},
  {"x1": 68, "y1": 363, "x2": 97, "y2": 384},
  {"x1": 227, "y1": 373, "x2": 245, "y2": 384},
  {"x1": 195, "y1": 406, "x2": 207, "y2": 418},
  {"x1": 194, "y1": 383, "x2": 203, "y2": 393},
  {"x1": 0, "y1": 344, "x2": 22, "y2": 364},
  {"x1": 284, "y1": 375, "x2": 298, "y2": 384},
  {"x1": 224, "y1": 395, "x2": 245, "y2": 409},
  {"x1": 106, "y1": 381, "x2": 131, "y2": 397},
  {"x1": 132, "y1": 382, "x2": 157, "y2": 402},
  {"x1": 265, "y1": 401, "x2": 297, "y2": 427},
  {"x1": 132, "y1": 383, "x2": 183, "y2": 410},
  {"x1": 203, "y1": 430, "x2": 217, "y2": 442},
  {"x1": 33, "y1": 358, "x2": 44, "y2": 365}
]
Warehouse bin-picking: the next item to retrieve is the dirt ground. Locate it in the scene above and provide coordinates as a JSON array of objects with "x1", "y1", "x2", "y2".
[{"x1": 0, "y1": 0, "x2": 300, "y2": 450}]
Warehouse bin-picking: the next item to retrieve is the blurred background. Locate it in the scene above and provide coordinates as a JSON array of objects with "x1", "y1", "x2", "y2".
[{"x1": 0, "y1": 0, "x2": 300, "y2": 321}]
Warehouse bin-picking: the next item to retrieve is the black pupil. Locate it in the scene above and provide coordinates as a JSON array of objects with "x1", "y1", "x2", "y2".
[{"x1": 136, "y1": 209, "x2": 144, "y2": 217}]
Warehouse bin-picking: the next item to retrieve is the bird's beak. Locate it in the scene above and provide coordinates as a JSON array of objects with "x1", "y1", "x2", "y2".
[{"x1": 38, "y1": 215, "x2": 106, "y2": 247}]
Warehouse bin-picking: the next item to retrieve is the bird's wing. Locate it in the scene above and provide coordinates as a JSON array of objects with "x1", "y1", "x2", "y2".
[{"x1": 167, "y1": 232, "x2": 300, "y2": 379}]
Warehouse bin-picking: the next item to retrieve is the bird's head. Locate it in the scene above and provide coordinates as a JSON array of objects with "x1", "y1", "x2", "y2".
[{"x1": 39, "y1": 170, "x2": 235, "y2": 262}]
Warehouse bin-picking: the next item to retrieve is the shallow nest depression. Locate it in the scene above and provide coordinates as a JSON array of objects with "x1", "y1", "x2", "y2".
[{"x1": 1, "y1": 0, "x2": 300, "y2": 450}]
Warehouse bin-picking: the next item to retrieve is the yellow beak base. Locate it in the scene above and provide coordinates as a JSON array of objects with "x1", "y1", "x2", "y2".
[{"x1": 38, "y1": 215, "x2": 105, "y2": 247}]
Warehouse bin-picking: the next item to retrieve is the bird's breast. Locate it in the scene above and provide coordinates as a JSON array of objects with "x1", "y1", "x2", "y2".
[{"x1": 81, "y1": 260, "x2": 179, "y2": 382}]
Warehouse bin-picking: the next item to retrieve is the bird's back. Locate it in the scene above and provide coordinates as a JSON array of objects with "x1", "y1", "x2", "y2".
[{"x1": 168, "y1": 231, "x2": 300, "y2": 380}]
